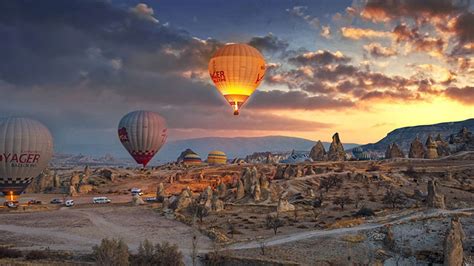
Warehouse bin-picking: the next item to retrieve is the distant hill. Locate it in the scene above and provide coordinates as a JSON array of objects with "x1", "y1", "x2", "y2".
[
  {"x1": 359, "y1": 118, "x2": 474, "y2": 153},
  {"x1": 155, "y1": 136, "x2": 360, "y2": 162}
]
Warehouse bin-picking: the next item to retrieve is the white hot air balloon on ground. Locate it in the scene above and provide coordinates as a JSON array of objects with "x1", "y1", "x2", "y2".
[
  {"x1": 118, "y1": 110, "x2": 167, "y2": 167},
  {"x1": 0, "y1": 117, "x2": 53, "y2": 201}
]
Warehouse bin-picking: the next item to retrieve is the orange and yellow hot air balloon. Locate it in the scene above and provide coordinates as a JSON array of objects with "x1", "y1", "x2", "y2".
[{"x1": 209, "y1": 43, "x2": 266, "y2": 115}]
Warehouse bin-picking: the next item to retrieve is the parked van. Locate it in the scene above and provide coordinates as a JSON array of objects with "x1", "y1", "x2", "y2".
[
  {"x1": 65, "y1": 199, "x2": 74, "y2": 207},
  {"x1": 92, "y1": 197, "x2": 111, "y2": 204}
]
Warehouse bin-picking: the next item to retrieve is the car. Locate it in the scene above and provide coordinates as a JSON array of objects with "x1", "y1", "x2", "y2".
[
  {"x1": 27, "y1": 199, "x2": 42, "y2": 205},
  {"x1": 131, "y1": 188, "x2": 144, "y2": 196},
  {"x1": 50, "y1": 198, "x2": 63, "y2": 204},
  {"x1": 64, "y1": 199, "x2": 74, "y2": 207},
  {"x1": 92, "y1": 197, "x2": 111, "y2": 204},
  {"x1": 145, "y1": 197, "x2": 157, "y2": 202},
  {"x1": 3, "y1": 201, "x2": 19, "y2": 208}
]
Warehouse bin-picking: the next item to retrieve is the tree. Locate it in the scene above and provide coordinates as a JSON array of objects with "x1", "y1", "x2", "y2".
[
  {"x1": 354, "y1": 193, "x2": 364, "y2": 209},
  {"x1": 266, "y1": 214, "x2": 284, "y2": 235},
  {"x1": 320, "y1": 175, "x2": 343, "y2": 192},
  {"x1": 132, "y1": 241, "x2": 184, "y2": 266},
  {"x1": 93, "y1": 238, "x2": 129, "y2": 266},
  {"x1": 332, "y1": 196, "x2": 353, "y2": 210},
  {"x1": 189, "y1": 202, "x2": 209, "y2": 223},
  {"x1": 382, "y1": 189, "x2": 406, "y2": 209}
]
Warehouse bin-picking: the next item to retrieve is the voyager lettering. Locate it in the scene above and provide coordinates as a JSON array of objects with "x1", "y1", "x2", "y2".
[{"x1": 0, "y1": 153, "x2": 41, "y2": 165}]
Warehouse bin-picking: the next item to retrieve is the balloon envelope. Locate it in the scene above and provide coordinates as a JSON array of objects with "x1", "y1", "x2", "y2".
[
  {"x1": 0, "y1": 117, "x2": 53, "y2": 196},
  {"x1": 209, "y1": 43, "x2": 266, "y2": 115},
  {"x1": 118, "y1": 111, "x2": 167, "y2": 167}
]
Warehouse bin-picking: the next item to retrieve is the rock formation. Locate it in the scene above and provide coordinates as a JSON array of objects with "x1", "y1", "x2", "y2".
[
  {"x1": 156, "y1": 182, "x2": 166, "y2": 200},
  {"x1": 172, "y1": 188, "x2": 193, "y2": 212},
  {"x1": 304, "y1": 166, "x2": 316, "y2": 175},
  {"x1": 435, "y1": 134, "x2": 450, "y2": 157},
  {"x1": 99, "y1": 169, "x2": 114, "y2": 181},
  {"x1": 277, "y1": 198, "x2": 295, "y2": 212},
  {"x1": 426, "y1": 180, "x2": 445, "y2": 209},
  {"x1": 327, "y1": 133, "x2": 345, "y2": 161},
  {"x1": 409, "y1": 137, "x2": 425, "y2": 158},
  {"x1": 26, "y1": 170, "x2": 55, "y2": 193},
  {"x1": 68, "y1": 185, "x2": 77, "y2": 197},
  {"x1": 217, "y1": 182, "x2": 227, "y2": 199},
  {"x1": 449, "y1": 127, "x2": 474, "y2": 152},
  {"x1": 236, "y1": 178, "x2": 245, "y2": 200},
  {"x1": 132, "y1": 195, "x2": 145, "y2": 206},
  {"x1": 252, "y1": 183, "x2": 261, "y2": 201},
  {"x1": 211, "y1": 194, "x2": 224, "y2": 212},
  {"x1": 385, "y1": 143, "x2": 404, "y2": 159},
  {"x1": 309, "y1": 140, "x2": 326, "y2": 161},
  {"x1": 425, "y1": 135, "x2": 439, "y2": 159},
  {"x1": 443, "y1": 217, "x2": 465, "y2": 266},
  {"x1": 259, "y1": 174, "x2": 269, "y2": 190}
]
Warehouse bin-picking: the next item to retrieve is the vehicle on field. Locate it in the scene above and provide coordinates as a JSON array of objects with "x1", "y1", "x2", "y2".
[
  {"x1": 50, "y1": 198, "x2": 63, "y2": 204},
  {"x1": 65, "y1": 199, "x2": 74, "y2": 207},
  {"x1": 27, "y1": 199, "x2": 42, "y2": 205},
  {"x1": 131, "y1": 188, "x2": 144, "y2": 196},
  {"x1": 4, "y1": 201, "x2": 19, "y2": 208},
  {"x1": 92, "y1": 197, "x2": 111, "y2": 204}
]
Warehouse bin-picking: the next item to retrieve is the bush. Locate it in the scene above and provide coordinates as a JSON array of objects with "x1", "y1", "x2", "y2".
[
  {"x1": 131, "y1": 240, "x2": 184, "y2": 266},
  {"x1": 25, "y1": 250, "x2": 48, "y2": 260},
  {"x1": 0, "y1": 247, "x2": 22, "y2": 258},
  {"x1": 354, "y1": 206, "x2": 375, "y2": 217},
  {"x1": 266, "y1": 215, "x2": 284, "y2": 235},
  {"x1": 93, "y1": 238, "x2": 129, "y2": 266}
]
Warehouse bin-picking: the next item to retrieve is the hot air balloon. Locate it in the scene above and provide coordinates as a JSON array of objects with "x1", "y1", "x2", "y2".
[
  {"x1": 209, "y1": 43, "x2": 266, "y2": 115},
  {"x1": 207, "y1": 150, "x2": 227, "y2": 165},
  {"x1": 118, "y1": 111, "x2": 167, "y2": 167},
  {"x1": 0, "y1": 117, "x2": 53, "y2": 202},
  {"x1": 183, "y1": 152, "x2": 202, "y2": 165}
]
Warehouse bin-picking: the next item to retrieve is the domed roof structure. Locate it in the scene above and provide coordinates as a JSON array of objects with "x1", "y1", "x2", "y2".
[{"x1": 207, "y1": 150, "x2": 227, "y2": 165}]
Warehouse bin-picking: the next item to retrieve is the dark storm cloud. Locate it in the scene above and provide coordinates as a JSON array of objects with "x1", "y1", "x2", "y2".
[{"x1": 453, "y1": 12, "x2": 474, "y2": 45}]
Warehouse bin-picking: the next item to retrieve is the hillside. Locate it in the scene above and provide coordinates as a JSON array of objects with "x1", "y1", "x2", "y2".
[{"x1": 359, "y1": 118, "x2": 474, "y2": 152}]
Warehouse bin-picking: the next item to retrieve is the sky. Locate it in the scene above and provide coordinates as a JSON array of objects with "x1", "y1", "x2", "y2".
[{"x1": 0, "y1": 0, "x2": 473, "y2": 155}]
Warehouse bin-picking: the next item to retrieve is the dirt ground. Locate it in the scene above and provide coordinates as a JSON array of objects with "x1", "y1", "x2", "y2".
[{"x1": 0, "y1": 204, "x2": 212, "y2": 264}]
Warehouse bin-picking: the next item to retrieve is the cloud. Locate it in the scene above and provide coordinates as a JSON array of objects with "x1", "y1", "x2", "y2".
[
  {"x1": 130, "y1": 3, "x2": 159, "y2": 23},
  {"x1": 360, "y1": 0, "x2": 468, "y2": 22},
  {"x1": 444, "y1": 86, "x2": 474, "y2": 104},
  {"x1": 341, "y1": 27, "x2": 393, "y2": 40},
  {"x1": 363, "y1": 42, "x2": 397, "y2": 57},
  {"x1": 320, "y1": 25, "x2": 331, "y2": 39},
  {"x1": 248, "y1": 90, "x2": 354, "y2": 110},
  {"x1": 393, "y1": 24, "x2": 445, "y2": 57},
  {"x1": 288, "y1": 50, "x2": 350, "y2": 66},
  {"x1": 287, "y1": 6, "x2": 320, "y2": 28},
  {"x1": 248, "y1": 33, "x2": 289, "y2": 54}
]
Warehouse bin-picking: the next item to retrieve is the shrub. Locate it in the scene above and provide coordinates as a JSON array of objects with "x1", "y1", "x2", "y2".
[
  {"x1": 266, "y1": 214, "x2": 284, "y2": 235},
  {"x1": 25, "y1": 250, "x2": 48, "y2": 260},
  {"x1": 93, "y1": 238, "x2": 129, "y2": 266},
  {"x1": 354, "y1": 206, "x2": 375, "y2": 217},
  {"x1": 132, "y1": 240, "x2": 184, "y2": 266},
  {"x1": 0, "y1": 247, "x2": 22, "y2": 258}
]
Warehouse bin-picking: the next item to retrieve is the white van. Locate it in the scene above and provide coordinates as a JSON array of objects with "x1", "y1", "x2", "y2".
[
  {"x1": 92, "y1": 197, "x2": 111, "y2": 204},
  {"x1": 65, "y1": 199, "x2": 74, "y2": 207}
]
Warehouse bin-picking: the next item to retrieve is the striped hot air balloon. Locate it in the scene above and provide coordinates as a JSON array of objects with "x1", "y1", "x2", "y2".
[
  {"x1": 0, "y1": 117, "x2": 53, "y2": 200},
  {"x1": 183, "y1": 152, "x2": 202, "y2": 165},
  {"x1": 209, "y1": 43, "x2": 266, "y2": 115},
  {"x1": 118, "y1": 111, "x2": 167, "y2": 167},
  {"x1": 207, "y1": 150, "x2": 227, "y2": 165}
]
